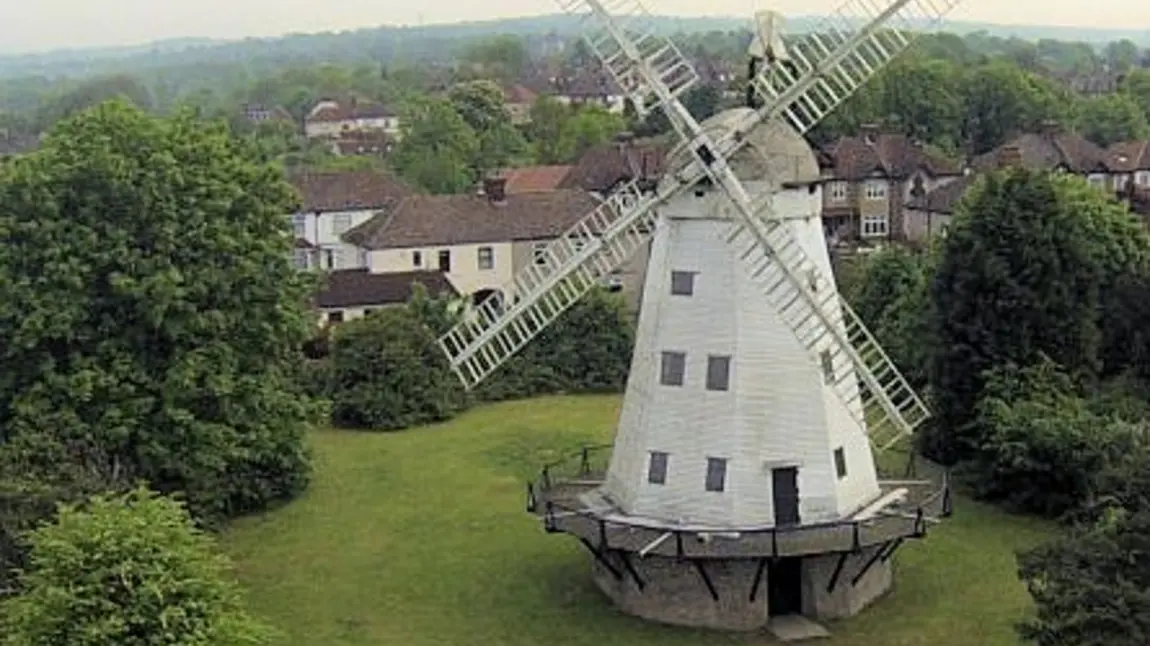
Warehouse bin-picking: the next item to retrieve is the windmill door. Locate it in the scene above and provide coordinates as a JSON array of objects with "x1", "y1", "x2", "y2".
[{"x1": 772, "y1": 467, "x2": 800, "y2": 527}]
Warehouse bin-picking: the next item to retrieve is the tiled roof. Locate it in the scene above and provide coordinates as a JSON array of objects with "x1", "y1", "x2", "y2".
[
  {"x1": 1109, "y1": 140, "x2": 1150, "y2": 172},
  {"x1": 289, "y1": 170, "x2": 414, "y2": 213},
  {"x1": 503, "y1": 84, "x2": 538, "y2": 105},
  {"x1": 497, "y1": 165, "x2": 573, "y2": 193},
  {"x1": 821, "y1": 131, "x2": 961, "y2": 180},
  {"x1": 905, "y1": 174, "x2": 980, "y2": 215},
  {"x1": 343, "y1": 189, "x2": 600, "y2": 250},
  {"x1": 970, "y1": 129, "x2": 1114, "y2": 174},
  {"x1": 559, "y1": 138, "x2": 669, "y2": 193},
  {"x1": 315, "y1": 269, "x2": 458, "y2": 309},
  {"x1": 306, "y1": 102, "x2": 397, "y2": 123}
]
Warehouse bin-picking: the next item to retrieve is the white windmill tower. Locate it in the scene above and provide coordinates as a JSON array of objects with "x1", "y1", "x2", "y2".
[{"x1": 437, "y1": 0, "x2": 960, "y2": 631}]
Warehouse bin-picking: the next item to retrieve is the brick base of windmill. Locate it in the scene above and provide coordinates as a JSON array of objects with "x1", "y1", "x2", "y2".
[{"x1": 527, "y1": 446, "x2": 951, "y2": 631}]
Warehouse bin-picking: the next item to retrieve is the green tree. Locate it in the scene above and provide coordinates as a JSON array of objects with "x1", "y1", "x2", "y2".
[
  {"x1": 34, "y1": 74, "x2": 153, "y2": 131},
  {"x1": 0, "y1": 101, "x2": 317, "y2": 522},
  {"x1": 961, "y1": 62, "x2": 1068, "y2": 154},
  {"x1": 925, "y1": 170, "x2": 1119, "y2": 463},
  {"x1": 527, "y1": 96, "x2": 573, "y2": 164},
  {"x1": 1017, "y1": 508, "x2": 1150, "y2": 646},
  {"x1": 0, "y1": 487, "x2": 272, "y2": 646},
  {"x1": 392, "y1": 97, "x2": 478, "y2": 194},
  {"x1": 1075, "y1": 93, "x2": 1150, "y2": 147},
  {"x1": 448, "y1": 80, "x2": 529, "y2": 177},
  {"x1": 328, "y1": 307, "x2": 467, "y2": 431},
  {"x1": 1119, "y1": 69, "x2": 1150, "y2": 121},
  {"x1": 1104, "y1": 39, "x2": 1141, "y2": 73},
  {"x1": 461, "y1": 35, "x2": 529, "y2": 81},
  {"x1": 557, "y1": 106, "x2": 627, "y2": 163},
  {"x1": 879, "y1": 59, "x2": 964, "y2": 152}
]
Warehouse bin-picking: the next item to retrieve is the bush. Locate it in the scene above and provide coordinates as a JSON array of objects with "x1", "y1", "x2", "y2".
[
  {"x1": 328, "y1": 308, "x2": 466, "y2": 430},
  {"x1": 0, "y1": 487, "x2": 272, "y2": 646},
  {"x1": 1017, "y1": 508, "x2": 1150, "y2": 646},
  {"x1": 966, "y1": 358, "x2": 1144, "y2": 517}
]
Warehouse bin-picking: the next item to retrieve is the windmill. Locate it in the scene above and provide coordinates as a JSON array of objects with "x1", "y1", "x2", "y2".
[{"x1": 437, "y1": 0, "x2": 960, "y2": 631}]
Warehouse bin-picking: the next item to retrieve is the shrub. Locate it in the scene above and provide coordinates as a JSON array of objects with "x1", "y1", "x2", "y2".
[
  {"x1": 328, "y1": 308, "x2": 466, "y2": 430},
  {"x1": 0, "y1": 487, "x2": 272, "y2": 646},
  {"x1": 1017, "y1": 508, "x2": 1150, "y2": 646}
]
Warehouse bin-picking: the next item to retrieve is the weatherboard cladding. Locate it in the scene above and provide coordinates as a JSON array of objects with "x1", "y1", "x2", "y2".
[
  {"x1": 602, "y1": 184, "x2": 881, "y2": 528},
  {"x1": 345, "y1": 190, "x2": 601, "y2": 250}
]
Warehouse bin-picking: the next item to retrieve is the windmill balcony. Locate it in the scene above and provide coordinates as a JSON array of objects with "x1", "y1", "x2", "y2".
[{"x1": 526, "y1": 445, "x2": 952, "y2": 561}]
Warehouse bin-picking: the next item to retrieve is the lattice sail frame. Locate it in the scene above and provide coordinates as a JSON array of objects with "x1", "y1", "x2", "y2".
[{"x1": 437, "y1": 0, "x2": 962, "y2": 450}]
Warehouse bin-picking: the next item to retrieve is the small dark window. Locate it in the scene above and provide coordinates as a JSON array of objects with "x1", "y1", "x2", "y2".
[
  {"x1": 412, "y1": 250, "x2": 423, "y2": 267},
  {"x1": 477, "y1": 246, "x2": 494, "y2": 270},
  {"x1": 670, "y1": 270, "x2": 695, "y2": 295},
  {"x1": 705, "y1": 457, "x2": 727, "y2": 492},
  {"x1": 327, "y1": 310, "x2": 344, "y2": 324},
  {"x1": 363, "y1": 308, "x2": 377, "y2": 317},
  {"x1": 660, "y1": 351, "x2": 686, "y2": 386},
  {"x1": 820, "y1": 350, "x2": 834, "y2": 384},
  {"x1": 706, "y1": 355, "x2": 731, "y2": 391},
  {"x1": 834, "y1": 447, "x2": 847, "y2": 479},
  {"x1": 438, "y1": 249, "x2": 451, "y2": 272},
  {"x1": 648, "y1": 451, "x2": 669, "y2": 485}
]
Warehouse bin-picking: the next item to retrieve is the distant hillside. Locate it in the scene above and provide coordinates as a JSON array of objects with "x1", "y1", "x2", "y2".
[{"x1": 1, "y1": 13, "x2": 1147, "y2": 81}]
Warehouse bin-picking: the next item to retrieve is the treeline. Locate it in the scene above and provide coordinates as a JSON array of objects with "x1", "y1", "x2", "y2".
[{"x1": 844, "y1": 167, "x2": 1150, "y2": 645}]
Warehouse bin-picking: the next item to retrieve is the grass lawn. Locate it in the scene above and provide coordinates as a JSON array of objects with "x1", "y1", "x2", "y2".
[{"x1": 223, "y1": 395, "x2": 1055, "y2": 646}]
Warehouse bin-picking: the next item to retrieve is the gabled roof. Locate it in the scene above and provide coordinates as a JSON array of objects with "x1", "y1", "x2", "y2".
[
  {"x1": 497, "y1": 165, "x2": 573, "y2": 194},
  {"x1": 559, "y1": 138, "x2": 669, "y2": 193},
  {"x1": 343, "y1": 190, "x2": 600, "y2": 250},
  {"x1": 971, "y1": 129, "x2": 1114, "y2": 174},
  {"x1": 315, "y1": 269, "x2": 458, "y2": 309},
  {"x1": 820, "y1": 131, "x2": 961, "y2": 180},
  {"x1": 306, "y1": 102, "x2": 398, "y2": 123},
  {"x1": 503, "y1": 84, "x2": 538, "y2": 105},
  {"x1": 289, "y1": 170, "x2": 415, "y2": 213},
  {"x1": 905, "y1": 174, "x2": 980, "y2": 215},
  {"x1": 1109, "y1": 140, "x2": 1150, "y2": 173}
]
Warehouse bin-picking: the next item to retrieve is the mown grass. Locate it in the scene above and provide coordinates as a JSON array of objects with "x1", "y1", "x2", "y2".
[{"x1": 223, "y1": 395, "x2": 1054, "y2": 646}]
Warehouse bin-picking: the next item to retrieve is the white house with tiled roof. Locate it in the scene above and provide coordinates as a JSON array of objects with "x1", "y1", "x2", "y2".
[
  {"x1": 341, "y1": 178, "x2": 650, "y2": 309},
  {"x1": 304, "y1": 100, "x2": 401, "y2": 140}
]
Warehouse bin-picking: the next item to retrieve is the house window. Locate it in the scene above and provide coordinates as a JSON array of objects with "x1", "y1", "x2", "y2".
[
  {"x1": 438, "y1": 250, "x2": 451, "y2": 272},
  {"x1": 324, "y1": 249, "x2": 336, "y2": 269},
  {"x1": 292, "y1": 214, "x2": 307, "y2": 237},
  {"x1": 332, "y1": 213, "x2": 353, "y2": 234},
  {"x1": 1137, "y1": 171, "x2": 1150, "y2": 187},
  {"x1": 292, "y1": 249, "x2": 309, "y2": 270},
  {"x1": 412, "y1": 250, "x2": 423, "y2": 268},
  {"x1": 477, "y1": 246, "x2": 494, "y2": 270},
  {"x1": 532, "y1": 242, "x2": 550, "y2": 267},
  {"x1": 861, "y1": 214, "x2": 889, "y2": 238},
  {"x1": 820, "y1": 350, "x2": 834, "y2": 384},
  {"x1": 647, "y1": 451, "x2": 669, "y2": 485},
  {"x1": 705, "y1": 457, "x2": 727, "y2": 492},
  {"x1": 660, "y1": 351, "x2": 686, "y2": 386},
  {"x1": 706, "y1": 355, "x2": 731, "y2": 391},
  {"x1": 1116, "y1": 174, "x2": 1131, "y2": 192},
  {"x1": 364, "y1": 308, "x2": 377, "y2": 317},
  {"x1": 834, "y1": 447, "x2": 847, "y2": 479},
  {"x1": 1088, "y1": 174, "x2": 1107, "y2": 190},
  {"x1": 827, "y1": 181, "x2": 848, "y2": 201},
  {"x1": 863, "y1": 179, "x2": 888, "y2": 201},
  {"x1": 670, "y1": 270, "x2": 695, "y2": 296},
  {"x1": 327, "y1": 310, "x2": 344, "y2": 324}
]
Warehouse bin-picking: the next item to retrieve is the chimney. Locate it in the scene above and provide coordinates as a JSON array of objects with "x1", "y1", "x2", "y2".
[
  {"x1": 997, "y1": 144, "x2": 1023, "y2": 169},
  {"x1": 483, "y1": 177, "x2": 508, "y2": 203},
  {"x1": 860, "y1": 123, "x2": 879, "y2": 145}
]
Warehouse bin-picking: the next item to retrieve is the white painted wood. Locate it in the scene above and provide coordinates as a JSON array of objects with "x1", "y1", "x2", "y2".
[{"x1": 600, "y1": 178, "x2": 882, "y2": 529}]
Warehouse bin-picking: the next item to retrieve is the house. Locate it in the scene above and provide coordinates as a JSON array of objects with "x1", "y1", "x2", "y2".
[
  {"x1": 289, "y1": 169, "x2": 415, "y2": 271},
  {"x1": 303, "y1": 100, "x2": 401, "y2": 140},
  {"x1": 559, "y1": 135, "x2": 669, "y2": 195},
  {"x1": 969, "y1": 122, "x2": 1117, "y2": 188},
  {"x1": 902, "y1": 173, "x2": 979, "y2": 243},
  {"x1": 314, "y1": 268, "x2": 458, "y2": 325},
  {"x1": 819, "y1": 125, "x2": 963, "y2": 245},
  {"x1": 1055, "y1": 70, "x2": 1123, "y2": 97},
  {"x1": 243, "y1": 103, "x2": 293, "y2": 124},
  {"x1": 341, "y1": 178, "x2": 649, "y2": 309},
  {"x1": 496, "y1": 165, "x2": 573, "y2": 194},
  {"x1": 552, "y1": 72, "x2": 628, "y2": 114},
  {"x1": 1107, "y1": 140, "x2": 1150, "y2": 193},
  {"x1": 502, "y1": 85, "x2": 538, "y2": 124},
  {"x1": 330, "y1": 130, "x2": 396, "y2": 158}
]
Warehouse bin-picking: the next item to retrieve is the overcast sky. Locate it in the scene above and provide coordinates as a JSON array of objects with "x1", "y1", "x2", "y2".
[{"x1": 1, "y1": 0, "x2": 1148, "y2": 54}]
